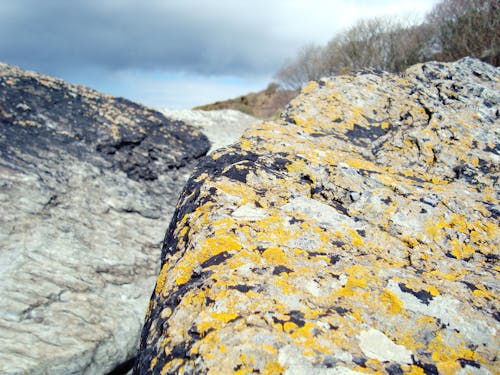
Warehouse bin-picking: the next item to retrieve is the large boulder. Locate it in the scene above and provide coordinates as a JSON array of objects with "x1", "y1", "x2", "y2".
[
  {"x1": 0, "y1": 63, "x2": 210, "y2": 374},
  {"x1": 135, "y1": 58, "x2": 499, "y2": 374}
]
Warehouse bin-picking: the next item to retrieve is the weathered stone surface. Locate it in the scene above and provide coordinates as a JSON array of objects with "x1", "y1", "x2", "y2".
[
  {"x1": 0, "y1": 63, "x2": 210, "y2": 374},
  {"x1": 135, "y1": 58, "x2": 499, "y2": 374},
  {"x1": 160, "y1": 109, "x2": 258, "y2": 152}
]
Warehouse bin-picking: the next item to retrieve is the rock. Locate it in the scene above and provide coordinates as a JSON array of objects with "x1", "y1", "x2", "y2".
[
  {"x1": 0, "y1": 62, "x2": 210, "y2": 374},
  {"x1": 135, "y1": 58, "x2": 499, "y2": 374},
  {"x1": 160, "y1": 108, "x2": 258, "y2": 152}
]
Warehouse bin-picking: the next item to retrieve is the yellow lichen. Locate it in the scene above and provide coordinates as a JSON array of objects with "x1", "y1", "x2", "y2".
[
  {"x1": 263, "y1": 361, "x2": 285, "y2": 374},
  {"x1": 380, "y1": 288, "x2": 403, "y2": 314}
]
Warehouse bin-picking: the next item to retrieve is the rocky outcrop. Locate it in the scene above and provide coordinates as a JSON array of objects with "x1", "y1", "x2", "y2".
[
  {"x1": 0, "y1": 63, "x2": 210, "y2": 374},
  {"x1": 160, "y1": 109, "x2": 258, "y2": 152},
  {"x1": 135, "y1": 58, "x2": 499, "y2": 374}
]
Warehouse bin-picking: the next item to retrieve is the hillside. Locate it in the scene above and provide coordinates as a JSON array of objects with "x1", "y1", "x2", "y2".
[{"x1": 194, "y1": 83, "x2": 299, "y2": 119}]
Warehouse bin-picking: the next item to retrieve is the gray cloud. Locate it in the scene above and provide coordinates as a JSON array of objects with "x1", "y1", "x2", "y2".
[
  {"x1": 0, "y1": 0, "x2": 438, "y2": 78},
  {"x1": 0, "y1": 0, "x2": 439, "y2": 108},
  {"x1": 0, "y1": 0, "x2": 300, "y2": 77}
]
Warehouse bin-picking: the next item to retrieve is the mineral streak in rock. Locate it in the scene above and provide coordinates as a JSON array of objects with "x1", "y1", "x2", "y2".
[{"x1": 135, "y1": 58, "x2": 499, "y2": 374}]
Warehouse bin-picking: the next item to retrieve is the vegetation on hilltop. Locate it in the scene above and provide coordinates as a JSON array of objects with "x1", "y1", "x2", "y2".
[
  {"x1": 196, "y1": 0, "x2": 498, "y2": 118},
  {"x1": 275, "y1": 0, "x2": 499, "y2": 89},
  {"x1": 193, "y1": 83, "x2": 298, "y2": 119}
]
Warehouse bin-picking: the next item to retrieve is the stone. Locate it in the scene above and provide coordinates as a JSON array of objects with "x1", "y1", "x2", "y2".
[
  {"x1": 135, "y1": 58, "x2": 499, "y2": 374},
  {"x1": 160, "y1": 108, "x2": 258, "y2": 152},
  {"x1": 0, "y1": 63, "x2": 210, "y2": 374},
  {"x1": 358, "y1": 329, "x2": 412, "y2": 364}
]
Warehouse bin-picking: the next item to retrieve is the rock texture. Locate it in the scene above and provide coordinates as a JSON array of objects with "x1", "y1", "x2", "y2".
[
  {"x1": 0, "y1": 63, "x2": 210, "y2": 374},
  {"x1": 135, "y1": 58, "x2": 499, "y2": 375},
  {"x1": 160, "y1": 109, "x2": 258, "y2": 152}
]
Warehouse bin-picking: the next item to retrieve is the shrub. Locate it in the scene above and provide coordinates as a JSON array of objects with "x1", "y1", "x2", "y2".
[
  {"x1": 426, "y1": 0, "x2": 499, "y2": 65},
  {"x1": 274, "y1": 0, "x2": 499, "y2": 89}
]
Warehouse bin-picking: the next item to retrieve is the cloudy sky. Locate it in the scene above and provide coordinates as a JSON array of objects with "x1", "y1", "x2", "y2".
[{"x1": 1, "y1": 0, "x2": 438, "y2": 108}]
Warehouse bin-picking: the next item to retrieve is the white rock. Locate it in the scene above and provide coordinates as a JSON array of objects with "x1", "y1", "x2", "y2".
[
  {"x1": 232, "y1": 203, "x2": 268, "y2": 220},
  {"x1": 358, "y1": 328, "x2": 413, "y2": 364},
  {"x1": 160, "y1": 108, "x2": 258, "y2": 152}
]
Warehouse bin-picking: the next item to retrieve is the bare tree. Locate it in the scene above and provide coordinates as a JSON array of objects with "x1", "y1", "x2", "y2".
[
  {"x1": 274, "y1": 0, "x2": 499, "y2": 89},
  {"x1": 275, "y1": 44, "x2": 326, "y2": 89},
  {"x1": 426, "y1": 0, "x2": 499, "y2": 65},
  {"x1": 323, "y1": 16, "x2": 429, "y2": 74}
]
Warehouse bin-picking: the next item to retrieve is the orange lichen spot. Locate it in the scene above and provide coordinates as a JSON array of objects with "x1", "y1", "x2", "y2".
[
  {"x1": 263, "y1": 361, "x2": 285, "y2": 375},
  {"x1": 449, "y1": 213, "x2": 468, "y2": 233},
  {"x1": 155, "y1": 264, "x2": 168, "y2": 294},
  {"x1": 182, "y1": 289, "x2": 205, "y2": 308},
  {"x1": 401, "y1": 234, "x2": 420, "y2": 248},
  {"x1": 174, "y1": 267, "x2": 192, "y2": 285},
  {"x1": 406, "y1": 365, "x2": 426, "y2": 375},
  {"x1": 286, "y1": 159, "x2": 307, "y2": 176},
  {"x1": 283, "y1": 321, "x2": 298, "y2": 333},
  {"x1": 427, "y1": 269, "x2": 461, "y2": 281},
  {"x1": 255, "y1": 215, "x2": 292, "y2": 244},
  {"x1": 340, "y1": 276, "x2": 368, "y2": 296},
  {"x1": 427, "y1": 285, "x2": 440, "y2": 297},
  {"x1": 175, "y1": 233, "x2": 242, "y2": 284},
  {"x1": 216, "y1": 180, "x2": 256, "y2": 204},
  {"x1": 450, "y1": 238, "x2": 475, "y2": 259},
  {"x1": 472, "y1": 288, "x2": 492, "y2": 299},
  {"x1": 381, "y1": 288, "x2": 403, "y2": 314},
  {"x1": 434, "y1": 361, "x2": 462, "y2": 375},
  {"x1": 150, "y1": 357, "x2": 158, "y2": 371},
  {"x1": 210, "y1": 311, "x2": 238, "y2": 323},
  {"x1": 347, "y1": 158, "x2": 377, "y2": 171},
  {"x1": 340, "y1": 265, "x2": 377, "y2": 297},
  {"x1": 376, "y1": 173, "x2": 394, "y2": 186},
  {"x1": 262, "y1": 344, "x2": 278, "y2": 355},
  {"x1": 425, "y1": 219, "x2": 445, "y2": 242},
  {"x1": 348, "y1": 228, "x2": 364, "y2": 247},
  {"x1": 240, "y1": 138, "x2": 253, "y2": 151},
  {"x1": 363, "y1": 358, "x2": 382, "y2": 371},
  {"x1": 484, "y1": 222, "x2": 498, "y2": 238},
  {"x1": 178, "y1": 226, "x2": 189, "y2": 240},
  {"x1": 346, "y1": 264, "x2": 368, "y2": 276},
  {"x1": 429, "y1": 333, "x2": 478, "y2": 363},
  {"x1": 234, "y1": 353, "x2": 256, "y2": 375},
  {"x1": 159, "y1": 337, "x2": 168, "y2": 349},
  {"x1": 160, "y1": 359, "x2": 183, "y2": 375},
  {"x1": 262, "y1": 247, "x2": 288, "y2": 265},
  {"x1": 275, "y1": 274, "x2": 294, "y2": 294},
  {"x1": 196, "y1": 318, "x2": 213, "y2": 336}
]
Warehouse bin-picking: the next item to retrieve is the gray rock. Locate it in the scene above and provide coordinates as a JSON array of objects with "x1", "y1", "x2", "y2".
[
  {"x1": 160, "y1": 108, "x2": 258, "y2": 152},
  {"x1": 0, "y1": 63, "x2": 210, "y2": 374},
  {"x1": 135, "y1": 58, "x2": 499, "y2": 374}
]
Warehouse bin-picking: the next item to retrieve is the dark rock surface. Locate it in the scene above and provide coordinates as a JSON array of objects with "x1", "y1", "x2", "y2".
[
  {"x1": 0, "y1": 63, "x2": 210, "y2": 374},
  {"x1": 135, "y1": 58, "x2": 499, "y2": 374},
  {"x1": 0, "y1": 63, "x2": 208, "y2": 181}
]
